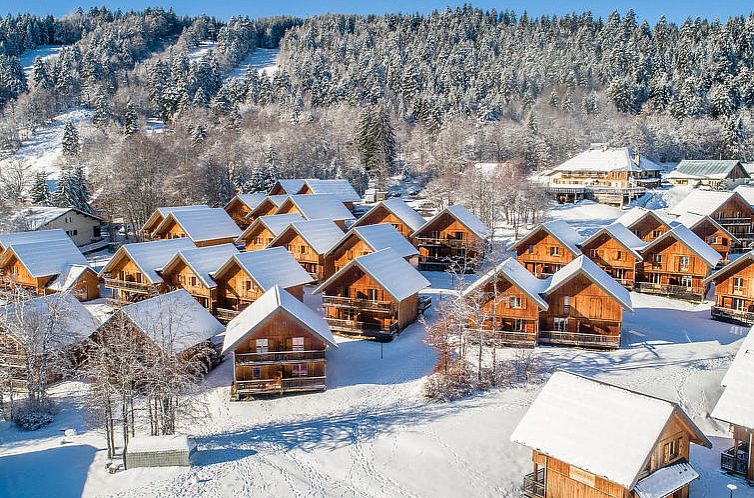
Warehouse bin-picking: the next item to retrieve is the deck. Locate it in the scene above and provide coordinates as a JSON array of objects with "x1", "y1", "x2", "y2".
[
  {"x1": 711, "y1": 306, "x2": 754, "y2": 326},
  {"x1": 325, "y1": 317, "x2": 400, "y2": 340},
  {"x1": 721, "y1": 444, "x2": 750, "y2": 477},
  {"x1": 102, "y1": 277, "x2": 154, "y2": 294},
  {"x1": 322, "y1": 295, "x2": 394, "y2": 313},
  {"x1": 235, "y1": 350, "x2": 326, "y2": 365},
  {"x1": 633, "y1": 282, "x2": 706, "y2": 301},
  {"x1": 235, "y1": 376, "x2": 327, "y2": 397},
  {"x1": 521, "y1": 469, "x2": 545, "y2": 498},
  {"x1": 538, "y1": 330, "x2": 621, "y2": 349},
  {"x1": 464, "y1": 328, "x2": 537, "y2": 347}
]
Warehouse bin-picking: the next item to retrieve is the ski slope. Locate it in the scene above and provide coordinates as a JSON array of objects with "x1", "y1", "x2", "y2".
[
  {"x1": 19, "y1": 45, "x2": 64, "y2": 80},
  {"x1": 226, "y1": 48, "x2": 279, "y2": 80}
]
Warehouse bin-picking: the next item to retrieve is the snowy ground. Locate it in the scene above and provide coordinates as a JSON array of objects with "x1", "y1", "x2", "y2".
[
  {"x1": 226, "y1": 48, "x2": 280, "y2": 80},
  {"x1": 186, "y1": 41, "x2": 217, "y2": 62},
  {"x1": 1, "y1": 196, "x2": 753, "y2": 497},
  {"x1": 20, "y1": 45, "x2": 63, "y2": 80}
]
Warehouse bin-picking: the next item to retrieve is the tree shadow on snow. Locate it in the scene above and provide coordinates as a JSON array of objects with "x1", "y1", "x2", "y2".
[
  {"x1": 0, "y1": 444, "x2": 96, "y2": 498},
  {"x1": 193, "y1": 447, "x2": 257, "y2": 466}
]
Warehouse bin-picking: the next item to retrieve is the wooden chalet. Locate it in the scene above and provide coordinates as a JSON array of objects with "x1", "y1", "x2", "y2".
[
  {"x1": 0, "y1": 229, "x2": 69, "y2": 260},
  {"x1": 141, "y1": 205, "x2": 208, "y2": 240},
  {"x1": 98, "y1": 238, "x2": 196, "y2": 305},
  {"x1": 269, "y1": 179, "x2": 306, "y2": 196},
  {"x1": 579, "y1": 223, "x2": 646, "y2": 288},
  {"x1": 411, "y1": 204, "x2": 489, "y2": 272},
  {"x1": 221, "y1": 285, "x2": 338, "y2": 398},
  {"x1": 705, "y1": 251, "x2": 754, "y2": 325},
  {"x1": 314, "y1": 248, "x2": 430, "y2": 340},
  {"x1": 96, "y1": 289, "x2": 225, "y2": 364},
  {"x1": 665, "y1": 159, "x2": 749, "y2": 189},
  {"x1": 0, "y1": 293, "x2": 100, "y2": 392},
  {"x1": 614, "y1": 207, "x2": 672, "y2": 243},
  {"x1": 711, "y1": 329, "x2": 754, "y2": 482},
  {"x1": 635, "y1": 224, "x2": 721, "y2": 301},
  {"x1": 245, "y1": 195, "x2": 290, "y2": 221},
  {"x1": 296, "y1": 179, "x2": 361, "y2": 209},
  {"x1": 461, "y1": 258, "x2": 550, "y2": 347},
  {"x1": 350, "y1": 198, "x2": 426, "y2": 238},
  {"x1": 274, "y1": 194, "x2": 355, "y2": 230},
  {"x1": 0, "y1": 238, "x2": 99, "y2": 300},
  {"x1": 267, "y1": 219, "x2": 344, "y2": 281},
  {"x1": 324, "y1": 223, "x2": 419, "y2": 279},
  {"x1": 673, "y1": 212, "x2": 738, "y2": 265},
  {"x1": 159, "y1": 244, "x2": 240, "y2": 312},
  {"x1": 669, "y1": 190, "x2": 754, "y2": 245},
  {"x1": 211, "y1": 247, "x2": 314, "y2": 323},
  {"x1": 512, "y1": 221, "x2": 584, "y2": 277},
  {"x1": 223, "y1": 193, "x2": 267, "y2": 229},
  {"x1": 235, "y1": 213, "x2": 304, "y2": 252},
  {"x1": 150, "y1": 207, "x2": 242, "y2": 247},
  {"x1": 512, "y1": 371, "x2": 712, "y2": 498}
]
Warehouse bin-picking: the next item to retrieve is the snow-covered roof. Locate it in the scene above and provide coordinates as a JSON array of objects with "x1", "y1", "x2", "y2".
[
  {"x1": 46, "y1": 264, "x2": 95, "y2": 292},
  {"x1": 330, "y1": 224, "x2": 418, "y2": 259},
  {"x1": 633, "y1": 461, "x2": 700, "y2": 498},
  {"x1": 642, "y1": 224, "x2": 721, "y2": 268},
  {"x1": 0, "y1": 229, "x2": 68, "y2": 251},
  {"x1": 544, "y1": 255, "x2": 633, "y2": 311},
  {"x1": 12, "y1": 206, "x2": 101, "y2": 231},
  {"x1": 225, "y1": 193, "x2": 266, "y2": 211},
  {"x1": 271, "y1": 218, "x2": 344, "y2": 254},
  {"x1": 315, "y1": 248, "x2": 430, "y2": 301},
  {"x1": 711, "y1": 328, "x2": 754, "y2": 428},
  {"x1": 127, "y1": 435, "x2": 195, "y2": 454},
  {"x1": 671, "y1": 212, "x2": 738, "y2": 243},
  {"x1": 510, "y1": 220, "x2": 583, "y2": 256},
  {"x1": 143, "y1": 205, "x2": 209, "y2": 231},
  {"x1": 355, "y1": 198, "x2": 427, "y2": 232},
  {"x1": 245, "y1": 195, "x2": 293, "y2": 219},
  {"x1": 237, "y1": 213, "x2": 305, "y2": 243},
  {"x1": 216, "y1": 247, "x2": 314, "y2": 291},
  {"x1": 614, "y1": 207, "x2": 669, "y2": 230},
  {"x1": 548, "y1": 146, "x2": 663, "y2": 174},
  {"x1": 99, "y1": 238, "x2": 196, "y2": 284},
  {"x1": 666, "y1": 160, "x2": 745, "y2": 180},
  {"x1": 579, "y1": 223, "x2": 647, "y2": 260},
  {"x1": 277, "y1": 194, "x2": 355, "y2": 222},
  {"x1": 302, "y1": 179, "x2": 362, "y2": 203},
  {"x1": 734, "y1": 185, "x2": 754, "y2": 206},
  {"x1": 668, "y1": 190, "x2": 744, "y2": 217},
  {"x1": 462, "y1": 258, "x2": 549, "y2": 310},
  {"x1": 271, "y1": 179, "x2": 306, "y2": 195},
  {"x1": 0, "y1": 238, "x2": 89, "y2": 278},
  {"x1": 162, "y1": 244, "x2": 239, "y2": 289},
  {"x1": 120, "y1": 289, "x2": 224, "y2": 352},
  {"x1": 0, "y1": 293, "x2": 100, "y2": 348},
  {"x1": 510, "y1": 371, "x2": 711, "y2": 489},
  {"x1": 413, "y1": 204, "x2": 489, "y2": 240},
  {"x1": 705, "y1": 250, "x2": 754, "y2": 284},
  {"x1": 155, "y1": 208, "x2": 242, "y2": 242},
  {"x1": 222, "y1": 285, "x2": 337, "y2": 355}
]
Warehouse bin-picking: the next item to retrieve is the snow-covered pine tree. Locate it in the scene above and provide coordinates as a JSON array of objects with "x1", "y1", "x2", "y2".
[
  {"x1": 61, "y1": 121, "x2": 80, "y2": 156},
  {"x1": 53, "y1": 164, "x2": 91, "y2": 212},
  {"x1": 92, "y1": 93, "x2": 111, "y2": 130},
  {"x1": 29, "y1": 171, "x2": 50, "y2": 205},
  {"x1": 123, "y1": 99, "x2": 139, "y2": 136}
]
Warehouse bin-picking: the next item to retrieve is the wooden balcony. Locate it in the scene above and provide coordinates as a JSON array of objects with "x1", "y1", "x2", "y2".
[
  {"x1": 715, "y1": 217, "x2": 752, "y2": 225},
  {"x1": 215, "y1": 307, "x2": 240, "y2": 323},
  {"x1": 522, "y1": 469, "x2": 545, "y2": 498},
  {"x1": 102, "y1": 277, "x2": 154, "y2": 294},
  {"x1": 465, "y1": 328, "x2": 537, "y2": 347},
  {"x1": 235, "y1": 350, "x2": 326, "y2": 365},
  {"x1": 711, "y1": 306, "x2": 754, "y2": 325},
  {"x1": 322, "y1": 295, "x2": 394, "y2": 313},
  {"x1": 415, "y1": 237, "x2": 469, "y2": 248},
  {"x1": 235, "y1": 376, "x2": 327, "y2": 395},
  {"x1": 721, "y1": 444, "x2": 749, "y2": 476},
  {"x1": 325, "y1": 317, "x2": 400, "y2": 339},
  {"x1": 634, "y1": 282, "x2": 705, "y2": 301},
  {"x1": 539, "y1": 330, "x2": 620, "y2": 349}
]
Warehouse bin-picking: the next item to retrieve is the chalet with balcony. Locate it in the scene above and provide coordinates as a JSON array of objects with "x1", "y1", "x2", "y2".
[
  {"x1": 221, "y1": 285, "x2": 338, "y2": 399},
  {"x1": 711, "y1": 329, "x2": 754, "y2": 482},
  {"x1": 512, "y1": 371, "x2": 711, "y2": 498},
  {"x1": 150, "y1": 208, "x2": 242, "y2": 247},
  {"x1": 579, "y1": 223, "x2": 646, "y2": 288},
  {"x1": 538, "y1": 255, "x2": 632, "y2": 349},
  {"x1": 461, "y1": 258, "x2": 549, "y2": 347},
  {"x1": 223, "y1": 193, "x2": 267, "y2": 229},
  {"x1": 236, "y1": 213, "x2": 304, "y2": 252},
  {"x1": 614, "y1": 207, "x2": 672, "y2": 243},
  {"x1": 269, "y1": 179, "x2": 306, "y2": 196},
  {"x1": 669, "y1": 190, "x2": 754, "y2": 245},
  {"x1": 351, "y1": 198, "x2": 426, "y2": 238},
  {"x1": 325, "y1": 223, "x2": 419, "y2": 279},
  {"x1": 512, "y1": 221, "x2": 583, "y2": 277},
  {"x1": 98, "y1": 238, "x2": 196, "y2": 305},
  {"x1": 314, "y1": 248, "x2": 431, "y2": 341},
  {"x1": 665, "y1": 159, "x2": 749, "y2": 189},
  {"x1": 0, "y1": 293, "x2": 100, "y2": 392},
  {"x1": 705, "y1": 251, "x2": 754, "y2": 325},
  {"x1": 635, "y1": 224, "x2": 721, "y2": 301},
  {"x1": 274, "y1": 194, "x2": 355, "y2": 229},
  {"x1": 673, "y1": 212, "x2": 739, "y2": 265},
  {"x1": 212, "y1": 247, "x2": 314, "y2": 322},
  {"x1": 159, "y1": 244, "x2": 239, "y2": 312},
  {"x1": 267, "y1": 219, "x2": 344, "y2": 281},
  {"x1": 411, "y1": 204, "x2": 489, "y2": 272},
  {"x1": 296, "y1": 179, "x2": 361, "y2": 209},
  {"x1": 0, "y1": 229, "x2": 68, "y2": 260},
  {"x1": 245, "y1": 195, "x2": 290, "y2": 221},
  {"x1": 141, "y1": 205, "x2": 209, "y2": 240},
  {"x1": 0, "y1": 238, "x2": 99, "y2": 300}
]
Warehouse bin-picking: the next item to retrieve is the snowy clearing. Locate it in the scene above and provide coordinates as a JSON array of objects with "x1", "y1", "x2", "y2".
[
  {"x1": 186, "y1": 41, "x2": 217, "y2": 62},
  {"x1": 226, "y1": 48, "x2": 280, "y2": 80},
  {"x1": 20, "y1": 45, "x2": 63, "y2": 80}
]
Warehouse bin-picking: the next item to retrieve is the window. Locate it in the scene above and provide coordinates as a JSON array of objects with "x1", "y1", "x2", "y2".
[
  {"x1": 509, "y1": 296, "x2": 522, "y2": 308},
  {"x1": 663, "y1": 439, "x2": 680, "y2": 463},
  {"x1": 709, "y1": 235, "x2": 719, "y2": 244},
  {"x1": 733, "y1": 277, "x2": 745, "y2": 294},
  {"x1": 554, "y1": 317, "x2": 568, "y2": 332},
  {"x1": 590, "y1": 249, "x2": 600, "y2": 258},
  {"x1": 255, "y1": 338, "x2": 268, "y2": 353},
  {"x1": 292, "y1": 337, "x2": 304, "y2": 351},
  {"x1": 253, "y1": 237, "x2": 261, "y2": 245},
  {"x1": 292, "y1": 363, "x2": 308, "y2": 377},
  {"x1": 563, "y1": 296, "x2": 571, "y2": 314},
  {"x1": 367, "y1": 288, "x2": 379, "y2": 301},
  {"x1": 453, "y1": 231, "x2": 464, "y2": 240},
  {"x1": 300, "y1": 245, "x2": 308, "y2": 254},
  {"x1": 680, "y1": 275, "x2": 693, "y2": 288},
  {"x1": 72, "y1": 229, "x2": 78, "y2": 236},
  {"x1": 245, "y1": 280, "x2": 253, "y2": 292},
  {"x1": 678, "y1": 255, "x2": 690, "y2": 271},
  {"x1": 550, "y1": 246, "x2": 560, "y2": 257},
  {"x1": 649, "y1": 273, "x2": 662, "y2": 284},
  {"x1": 615, "y1": 268, "x2": 627, "y2": 281},
  {"x1": 190, "y1": 276, "x2": 197, "y2": 287},
  {"x1": 511, "y1": 319, "x2": 523, "y2": 331},
  {"x1": 652, "y1": 254, "x2": 662, "y2": 268},
  {"x1": 652, "y1": 230, "x2": 662, "y2": 239},
  {"x1": 266, "y1": 238, "x2": 273, "y2": 245},
  {"x1": 614, "y1": 250, "x2": 622, "y2": 261},
  {"x1": 733, "y1": 297, "x2": 747, "y2": 311},
  {"x1": 251, "y1": 367, "x2": 261, "y2": 379}
]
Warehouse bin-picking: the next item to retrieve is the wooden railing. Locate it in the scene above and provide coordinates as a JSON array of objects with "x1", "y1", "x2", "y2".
[
  {"x1": 322, "y1": 295, "x2": 394, "y2": 313},
  {"x1": 634, "y1": 282, "x2": 705, "y2": 299},
  {"x1": 325, "y1": 317, "x2": 400, "y2": 335},
  {"x1": 721, "y1": 445, "x2": 749, "y2": 475},
  {"x1": 715, "y1": 217, "x2": 752, "y2": 225},
  {"x1": 711, "y1": 306, "x2": 754, "y2": 325},
  {"x1": 102, "y1": 277, "x2": 154, "y2": 294},
  {"x1": 465, "y1": 328, "x2": 537, "y2": 346},
  {"x1": 414, "y1": 237, "x2": 469, "y2": 248},
  {"x1": 235, "y1": 350, "x2": 326, "y2": 364},
  {"x1": 281, "y1": 377, "x2": 327, "y2": 390},
  {"x1": 522, "y1": 469, "x2": 545, "y2": 498},
  {"x1": 418, "y1": 296, "x2": 432, "y2": 313},
  {"x1": 215, "y1": 308, "x2": 240, "y2": 322},
  {"x1": 235, "y1": 376, "x2": 327, "y2": 393},
  {"x1": 539, "y1": 330, "x2": 620, "y2": 348}
]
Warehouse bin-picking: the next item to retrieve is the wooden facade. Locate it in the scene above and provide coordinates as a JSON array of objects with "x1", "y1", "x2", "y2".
[
  {"x1": 245, "y1": 196, "x2": 289, "y2": 222},
  {"x1": 706, "y1": 194, "x2": 754, "y2": 245},
  {"x1": 352, "y1": 204, "x2": 416, "y2": 238},
  {"x1": 151, "y1": 217, "x2": 236, "y2": 248},
  {"x1": 707, "y1": 254, "x2": 754, "y2": 326},
  {"x1": 412, "y1": 212, "x2": 486, "y2": 272},
  {"x1": 515, "y1": 230, "x2": 579, "y2": 277},
  {"x1": 0, "y1": 256, "x2": 99, "y2": 301},
  {"x1": 580, "y1": 233, "x2": 640, "y2": 288},
  {"x1": 100, "y1": 255, "x2": 163, "y2": 304},
  {"x1": 721, "y1": 424, "x2": 754, "y2": 482},
  {"x1": 627, "y1": 213, "x2": 670, "y2": 243},
  {"x1": 686, "y1": 217, "x2": 735, "y2": 264},
  {"x1": 268, "y1": 228, "x2": 329, "y2": 281},
  {"x1": 224, "y1": 195, "x2": 264, "y2": 229},
  {"x1": 237, "y1": 221, "x2": 279, "y2": 252},
  {"x1": 160, "y1": 260, "x2": 216, "y2": 312}
]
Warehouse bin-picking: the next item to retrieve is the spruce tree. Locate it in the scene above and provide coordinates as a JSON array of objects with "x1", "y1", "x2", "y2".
[
  {"x1": 123, "y1": 99, "x2": 139, "y2": 136},
  {"x1": 61, "y1": 121, "x2": 80, "y2": 156},
  {"x1": 30, "y1": 171, "x2": 50, "y2": 205},
  {"x1": 92, "y1": 93, "x2": 111, "y2": 130}
]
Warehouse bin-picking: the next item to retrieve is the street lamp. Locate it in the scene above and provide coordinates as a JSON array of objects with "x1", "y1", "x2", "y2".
[{"x1": 727, "y1": 483, "x2": 737, "y2": 498}]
